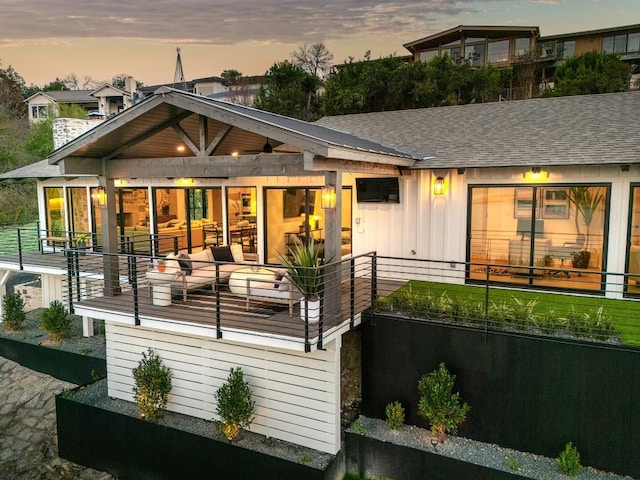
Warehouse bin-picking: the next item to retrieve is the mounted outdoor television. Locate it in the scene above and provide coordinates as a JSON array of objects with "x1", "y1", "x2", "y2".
[{"x1": 356, "y1": 177, "x2": 400, "y2": 203}]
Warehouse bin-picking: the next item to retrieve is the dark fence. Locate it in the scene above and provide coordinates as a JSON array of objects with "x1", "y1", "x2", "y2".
[{"x1": 360, "y1": 312, "x2": 640, "y2": 478}]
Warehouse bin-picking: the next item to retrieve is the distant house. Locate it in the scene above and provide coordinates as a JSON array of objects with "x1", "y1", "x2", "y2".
[{"x1": 24, "y1": 76, "x2": 137, "y2": 122}]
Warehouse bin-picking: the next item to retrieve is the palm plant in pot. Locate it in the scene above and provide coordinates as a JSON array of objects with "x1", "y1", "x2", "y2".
[
  {"x1": 277, "y1": 238, "x2": 325, "y2": 323},
  {"x1": 568, "y1": 186, "x2": 603, "y2": 268},
  {"x1": 74, "y1": 232, "x2": 91, "y2": 254}
]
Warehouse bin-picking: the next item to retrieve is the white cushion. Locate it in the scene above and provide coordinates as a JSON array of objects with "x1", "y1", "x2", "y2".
[
  {"x1": 189, "y1": 249, "x2": 213, "y2": 268},
  {"x1": 230, "y1": 243, "x2": 244, "y2": 263}
]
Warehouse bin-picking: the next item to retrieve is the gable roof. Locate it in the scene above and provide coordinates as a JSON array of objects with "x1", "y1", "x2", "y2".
[
  {"x1": 0, "y1": 159, "x2": 65, "y2": 180},
  {"x1": 47, "y1": 87, "x2": 422, "y2": 169},
  {"x1": 315, "y1": 92, "x2": 640, "y2": 169},
  {"x1": 91, "y1": 83, "x2": 130, "y2": 97},
  {"x1": 24, "y1": 90, "x2": 97, "y2": 104}
]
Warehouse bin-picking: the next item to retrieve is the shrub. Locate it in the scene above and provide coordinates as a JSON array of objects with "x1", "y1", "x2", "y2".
[
  {"x1": 556, "y1": 442, "x2": 582, "y2": 476},
  {"x1": 215, "y1": 367, "x2": 255, "y2": 441},
  {"x1": 385, "y1": 401, "x2": 405, "y2": 430},
  {"x1": 2, "y1": 291, "x2": 25, "y2": 330},
  {"x1": 132, "y1": 348, "x2": 173, "y2": 422},
  {"x1": 417, "y1": 362, "x2": 470, "y2": 442},
  {"x1": 39, "y1": 300, "x2": 72, "y2": 341},
  {"x1": 506, "y1": 456, "x2": 520, "y2": 471}
]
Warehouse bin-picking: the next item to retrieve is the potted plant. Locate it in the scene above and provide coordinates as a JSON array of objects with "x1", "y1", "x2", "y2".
[
  {"x1": 277, "y1": 238, "x2": 326, "y2": 323},
  {"x1": 568, "y1": 186, "x2": 603, "y2": 268},
  {"x1": 74, "y1": 232, "x2": 91, "y2": 254},
  {"x1": 156, "y1": 259, "x2": 167, "y2": 273}
]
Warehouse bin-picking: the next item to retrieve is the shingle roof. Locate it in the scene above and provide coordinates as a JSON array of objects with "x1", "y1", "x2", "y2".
[
  {"x1": 35, "y1": 90, "x2": 97, "y2": 103},
  {"x1": 0, "y1": 160, "x2": 64, "y2": 180},
  {"x1": 315, "y1": 92, "x2": 640, "y2": 169}
]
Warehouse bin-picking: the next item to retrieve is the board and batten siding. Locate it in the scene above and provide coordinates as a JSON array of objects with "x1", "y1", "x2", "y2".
[{"x1": 106, "y1": 322, "x2": 341, "y2": 454}]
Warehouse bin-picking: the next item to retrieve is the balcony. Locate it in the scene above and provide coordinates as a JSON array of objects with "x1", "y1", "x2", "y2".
[{"x1": 1, "y1": 225, "x2": 639, "y2": 349}]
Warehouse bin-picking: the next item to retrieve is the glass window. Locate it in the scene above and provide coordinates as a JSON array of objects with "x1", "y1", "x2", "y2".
[
  {"x1": 464, "y1": 43, "x2": 485, "y2": 66},
  {"x1": 264, "y1": 187, "x2": 352, "y2": 264},
  {"x1": 226, "y1": 187, "x2": 257, "y2": 257},
  {"x1": 44, "y1": 187, "x2": 65, "y2": 237},
  {"x1": 626, "y1": 185, "x2": 640, "y2": 294},
  {"x1": 487, "y1": 40, "x2": 509, "y2": 63},
  {"x1": 614, "y1": 34, "x2": 627, "y2": 53},
  {"x1": 441, "y1": 47, "x2": 461, "y2": 63},
  {"x1": 627, "y1": 32, "x2": 640, "y2": 53},
  {"x1": 67, "y1": 187, "x2": 89, "y2": 237},
  {"x1": 419, "y1": 50, "x2": 439, "y2": 62},
  {"x1": 559, "y1": 40, "x2": 575, "y2": 59},
  {"x1": 602, "y1": 36, "x2": 614, "y2": 54},
  {"x1": 467, "y1": 185, "x2": 607, "y2": 291},
  {"x1": 515, "y1": 37, "x2": 530, "y2": 57},
  {"x1": 441, "y1": 39, "x2": 461, "y2": 47}
]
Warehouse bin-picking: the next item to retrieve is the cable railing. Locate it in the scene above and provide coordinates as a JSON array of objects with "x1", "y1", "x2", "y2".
[{"x1": 60, "y1": 249, "x2": 377, "y2": 352}]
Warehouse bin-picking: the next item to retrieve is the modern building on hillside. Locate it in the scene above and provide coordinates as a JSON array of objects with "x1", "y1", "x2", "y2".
[
  {"x1": 25, "y1": 76, "x2": 137, "y2": 123},
  {"x1": 1, "y1": 88, "x2": 639, "y2": 455},
  {"x1": 403, "y1": 23, "x2": 640, "y2": 96}
]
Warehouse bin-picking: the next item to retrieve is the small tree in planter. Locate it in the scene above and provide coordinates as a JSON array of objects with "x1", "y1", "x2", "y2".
[
  {"x1": 215, "y1": 367, "x2": 255, "y2": 442},
  {"x1": 417, "y1": 362, "x2": 470, "y2": 443},
  {"x1": 2, "y1": 291, "x2": 26, "y2": 331},
  {"x1": 39, "y1": 300, "x2": 72, "y2": 341},
  {"x1": 132, "y1": 348, "x2": 173, "y2": 422},
  {"x1": 277, "y1": 238, "x2": 328, "y2": 323},
  {"x1": 568, "y1": 186, "x2": 603, "y2": 268}
]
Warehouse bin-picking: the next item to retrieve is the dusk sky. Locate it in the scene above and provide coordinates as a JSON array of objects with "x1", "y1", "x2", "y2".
[{"x1": 0, "y1": 0, "x2": 636, "y2": 87}]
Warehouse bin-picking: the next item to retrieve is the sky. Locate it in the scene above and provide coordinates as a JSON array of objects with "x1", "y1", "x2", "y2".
[{"x1": 0, "y1": 0, "x2": 636, "y2": 88}]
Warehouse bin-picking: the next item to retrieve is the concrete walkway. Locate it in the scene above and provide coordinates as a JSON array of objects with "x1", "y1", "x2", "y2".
[{"x1": 0, "y1": 356, "x2": 112, "y2": 480}]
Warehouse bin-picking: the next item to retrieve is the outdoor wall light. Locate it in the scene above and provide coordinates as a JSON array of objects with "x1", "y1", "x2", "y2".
[
  {"x1": 524, "y1": 167, "x2": 549, "y2": 180},
  {"x1": 321, "y1": 185, "x2": 336, "y2": 209},
  {"x1": 176, "y1": 145, "x2": 186, "y2": 153},
  {"x1": 93, "y1": 187, "x2": 106, "y2": 207},
  {"x1": 114, "y1": 179, "x2": 126, "y2": 187},
  {"x1": 177, "y1": 177, "x2": 193, "y2": 186},
  {"x1": 433, "y1": 176, "x2": 445, "y2": 196},
  {"x1": 262, "y1": 138, "x2": 273, "y2": 153}
]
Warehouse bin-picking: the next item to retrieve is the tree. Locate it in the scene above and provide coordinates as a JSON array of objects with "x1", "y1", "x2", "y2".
[
  {"x1": 111, "y1": 74, "x2": 143, "y2": 90},
  {"x1": 62, "y1": 73, "x2": 99, "y2": 90},
  {"x1": 0, "y1": 62, "x2": 26, "y2": 119},
  {"x1": 42, "y1": 78, "x2": 67, "y2": 91},
  {"x1": 221, "y1": 69, "x2": 242, "y2": 85},
  {"x1": 254, "y1": 61, "x2": 321, "y2": 121},
  {"x1": 23, "y1": 103, "x2": 87, "y2": 159},
  {"x1": 292, "y1": 43, "x2": 334, "y2": 79},
  {"x1": 546, "y1": 51, "x2": 631, "y2": 97}
]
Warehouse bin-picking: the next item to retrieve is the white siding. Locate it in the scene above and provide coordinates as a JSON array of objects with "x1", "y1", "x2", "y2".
[{"x1": 106, "y1": 322, "x2": 341, "y2": 454}]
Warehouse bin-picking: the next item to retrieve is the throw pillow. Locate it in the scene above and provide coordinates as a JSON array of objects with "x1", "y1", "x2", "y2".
[
  {"x1": 176, "y1": 252, "x2": 192, "y2": 275},
  {"x1": 210, "y1": 245, "x2": 235, "y2": 263}
]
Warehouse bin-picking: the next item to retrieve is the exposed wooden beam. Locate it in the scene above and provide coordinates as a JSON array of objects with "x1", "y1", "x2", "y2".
[
  {"x1": 59, "y1": 157, "x2": 103, "y2": 175},
  {"x1": 199, "y1": 116, "x2": 207, "y2": 153},
  {"x1": 172, "y1": 123, "x2": 200, "y2": 156},
  {"x1": 104, "y1": 153, "x2": 318, "y2": 178},
  {"x1": 304, "y1": 154, "x2": 403, "y2": 176},
  {"x1": 205, "y1": 124, "x2": 233, "y2": 156},
  {"x1": 102, "y1": 110, "x2": 193, "y2": 161}
]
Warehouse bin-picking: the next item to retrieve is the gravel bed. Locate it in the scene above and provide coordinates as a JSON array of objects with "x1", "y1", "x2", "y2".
[
  {"x1": 66, "y1": 379, "x2": 335, "y2": 470},
  {"x1": 349, "y1": 416, "x2": 635, "y2": 479}
]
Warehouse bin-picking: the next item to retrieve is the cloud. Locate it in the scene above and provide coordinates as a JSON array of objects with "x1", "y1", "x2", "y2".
[{"x1": 0, "y1": 0, "x2": 547, "y2": 45}]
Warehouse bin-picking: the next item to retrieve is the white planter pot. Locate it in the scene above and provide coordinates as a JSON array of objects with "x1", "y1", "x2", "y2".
[{"x1": 300, "y1": 298, "x2": 320, "y2": 323}]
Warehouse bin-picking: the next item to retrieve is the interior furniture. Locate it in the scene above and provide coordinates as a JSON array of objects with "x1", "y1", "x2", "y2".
[
  {"x1": 507, "y1": 237, "x2": 551, "y2": 274},
  {"x1": 162, "y1": 244, "x2": 246, "y2": 301},
  {"x1": 629, "y1": 245, "x2": 640, "y2": 283},
  {"x1": 228, "y1": 267, "x2": 297, "y2": 315},
  {"x1": 203, "y1": 225, "x2": 223, "y2": 247}
]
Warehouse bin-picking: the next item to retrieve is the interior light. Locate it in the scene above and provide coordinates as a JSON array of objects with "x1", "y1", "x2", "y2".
[
  {"x1": 231, "y1": 151, "x2": 239, "y2": 157},
  {"x1": 176, "y1": 177, "x2": 193, "y2": 186}
]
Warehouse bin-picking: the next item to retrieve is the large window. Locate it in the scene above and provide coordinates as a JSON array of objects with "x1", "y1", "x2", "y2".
[
  {"x1": 67, "y1": 187, "x2": 89, "y2": 236},
  {"x1": 626, "y1": 185, "x2": 640, "y2": 294},
  {"x1": 264, "y1": 187, "x2": 352, "y2": 264},
  {"x1": 464, "y1": 43, "x2": 485, "y2": 66},
  {"x1": 468, "y1": 185, "x2": 608, "y2": 291},
  {"x1": 44, "y1": 187, "x2": 65, "y2": 236},
  {"x1": 487, "y1": 40, "x2": 510, "y2": 63},
  {"x1": 514, "y1": 37, "x2": 530, "y2": 57},
  {"x1": 603, "y1": 32, "x2": 640, "y2": 54},
  {"x1": 226, "y1": 187, "x2": 257, "y2": 257}
]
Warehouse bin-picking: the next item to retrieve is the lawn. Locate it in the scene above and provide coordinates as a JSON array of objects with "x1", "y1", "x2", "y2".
[
  {"x1": 0, "y1": 222, "x2": 39, "y2": 255},
  {"x1": 378, "y1": 280, "x2": 640, "y2": 346}
]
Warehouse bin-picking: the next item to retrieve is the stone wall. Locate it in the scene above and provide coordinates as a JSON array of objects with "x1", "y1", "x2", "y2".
[
  {"x1": 53, "y1": 118, "x2": 103, "y2": 150},
  {"x1": 13, "y1": 280, "x2": 42, "y2": 312}
]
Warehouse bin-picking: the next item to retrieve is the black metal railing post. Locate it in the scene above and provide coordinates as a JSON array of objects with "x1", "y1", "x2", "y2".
[
  {"x1": 215, "y1": 263, "x2": 222, "y2": 339},
  {"x1": 317, "y1": 265, "x2": 325, "y2": 352},
  {"x1": 484, "y1": 264, "x2": 490, "y2": 342},
  {"x1": 73, "y1": 248, "x2": 81, "y2": 301},
  {"x1": 36, "y1": 220, "x2": 41, "y2": 253},
  {"x1": 132, "y1": 255, "x2": 140, "y2": 326},
  {"x1": 17, "y1": 228, "x2": 23, "y2": 270},
  {"x1": 371, "y1": 252, "x2": 378, "y2": 305},
  {"x1": 350, "y1": 257, "x2": 356, "y2": 328},
  {"x1": 65, "y1": 250, "x2": 75, "y2": 314}
]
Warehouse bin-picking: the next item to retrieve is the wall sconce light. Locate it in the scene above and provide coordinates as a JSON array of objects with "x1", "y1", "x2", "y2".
[
  {"x1": 621, "y1": 164, "x2": 631, "y2": 172},
  {"x1": 176, "y1": 145, "x2": 186, "y2": 153},
  {"x1": 321, "y1": 186, "x2": 336, "y2": 209},
  {"x1": 93, "y1": 187, "x2": 106, "y2": 206},
  {"x1": 176, "y1": 177, "x2": 193, "y2": 186},
  {"x1": 524, "y1": 167, "x2": 549, "y2": 181},
  {"x1": 433, "y1": 176, "x2": 445, "y2": 196}
]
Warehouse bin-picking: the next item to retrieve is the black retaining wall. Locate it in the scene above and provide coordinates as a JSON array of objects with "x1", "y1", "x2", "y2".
[
  {"x1": 345, "y1": 431, "x2": 522, "y2": 480},
  {"x1": 361, "y1": 313, "x2": 640, "y2": 479},
  {"x1": 0, "y1": 337, "x2": 105, "y2": 384},
  {"x1": 56, "y1": 393, "x2": 342, "y2": 480}
]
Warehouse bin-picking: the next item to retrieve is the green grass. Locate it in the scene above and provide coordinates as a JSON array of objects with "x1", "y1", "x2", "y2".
[
  {"x1": 384, "y1": 280, "x2": 640, "y2": 346},
  {"x1": 0, "y1": 222, "x2": 40, "y2": 255}
]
